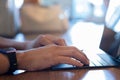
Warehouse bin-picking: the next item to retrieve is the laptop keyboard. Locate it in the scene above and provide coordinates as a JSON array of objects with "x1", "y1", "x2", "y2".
[
  {"x1": 90, "y1": 53, "x2": 120, "y2": 67},
  {"x1": 50, "y1": 53, "x2": 120, "y2": 71}
]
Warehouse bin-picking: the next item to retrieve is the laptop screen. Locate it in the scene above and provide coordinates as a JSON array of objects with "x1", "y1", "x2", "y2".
[
  {"x1": 100, "y1": 0, "x2": 120, "y2": 58},
  {"x1": 105, "y1": 0, "x2": 120, "y2": 32}
]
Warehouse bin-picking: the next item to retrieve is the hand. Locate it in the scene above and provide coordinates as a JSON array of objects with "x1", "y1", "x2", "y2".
[
  {"x1": 17, "y1": 45, "x2": 89, "y2": 71},
  {"x1": 24, "y1": 34, "x2": 66, "y2": 49}
]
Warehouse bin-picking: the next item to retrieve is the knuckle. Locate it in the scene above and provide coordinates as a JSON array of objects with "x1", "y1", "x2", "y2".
[
  {"x1": 58, "y1": 38, "x2": 64, "y2": 42},
  {"x1": 51, "y1": 45, "x2": 59, "y2": 49},
  {"x1": 70, "y1": 46, "x2": 78, "y2": 54},
  {"x1": 56, "y1": 39, "x2": 61, "y2": 42},
  {"x1": 41, "y1": 35, "x2": 46, "y2": 39},
  {"x1": 71, "y1": 46, "x2": 77, "y2": 51}
]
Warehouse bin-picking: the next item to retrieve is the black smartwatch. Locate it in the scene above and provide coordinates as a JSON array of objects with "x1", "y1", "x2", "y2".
[{"x1": 0, "y1": 47, "x2": 18, "y2": 74}]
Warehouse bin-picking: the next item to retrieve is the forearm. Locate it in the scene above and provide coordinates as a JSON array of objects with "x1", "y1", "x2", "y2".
[
  {"x1": 0, "y1": 37, "x2": 26, "y2": 50},
  {"x1": 0, "y1": 54, "x2": 9, "y2": 74}
]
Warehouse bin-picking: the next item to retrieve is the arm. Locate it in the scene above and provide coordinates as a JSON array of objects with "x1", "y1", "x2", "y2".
[
  {"x1": 17, "y1": 45, "x2": 89, "y2": 71},
  {"x1": 0, "y1": 51, "x2": 22, "y2": 74},
  {"x1": 0, "y1": 34, "x2": 66, "y2": 50},
  {"x1": 0, "y1": 53, "x2": 9, "y2": 74},
  {"x1": 0, "y1": 37, "x2": 26, "y2": 50},
  {"x1": 0, "y1": 45, "x2": 89, "y2": 75}
]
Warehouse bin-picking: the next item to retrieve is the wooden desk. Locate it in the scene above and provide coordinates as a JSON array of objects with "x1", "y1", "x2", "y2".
[{"x1": 0, "y1": 68, "x2": 120, "y2": 80}]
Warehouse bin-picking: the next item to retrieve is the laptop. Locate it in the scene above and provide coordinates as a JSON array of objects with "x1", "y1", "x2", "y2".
[{"x1": 48, "y1": 0, "x2": 120, "y2": 70}]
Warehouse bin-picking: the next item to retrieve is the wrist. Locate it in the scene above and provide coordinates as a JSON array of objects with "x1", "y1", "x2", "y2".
[
  {"x1": 16, "y1": 50, "x2": 36, "y2": 71},
  {"x1": 14, "y1": 41, "x2": 33, "y2": 50},
  {"x1": 12, "y1": 41, "x2": 27, "y2": 50},
  {"x1": 0, "y1": 48, "x2": 18, "y2": 74},
  {"x1": 16, "y1": 51, "x2": 26, "y2": 70},
  {"x1": 16, "y1": 50, "x2": 32, "y2": 71}
]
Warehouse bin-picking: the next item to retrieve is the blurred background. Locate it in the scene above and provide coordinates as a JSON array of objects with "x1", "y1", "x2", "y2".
[
  {"x1": 0, "y1": 0, "x2": 119, "y2": 51},
  {"x1": 0, "y1": 0, "x2": 109, "y2": 38}
]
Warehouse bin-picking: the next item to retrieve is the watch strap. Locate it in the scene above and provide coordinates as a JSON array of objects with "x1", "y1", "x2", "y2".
[
  {"x1": 0, "y1": 48, "x2": 18, "y2": 74},
  {"x1": 5, "y1": 52, "x2": 18, "y2": 74}
]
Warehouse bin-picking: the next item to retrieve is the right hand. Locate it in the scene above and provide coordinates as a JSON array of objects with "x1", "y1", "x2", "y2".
[
  {"x1": 17, "y1": 45, "x2": 89, "y2": 71},
  {"x1": 23, "y1": 34, "x2": 67, "y2": 50}
]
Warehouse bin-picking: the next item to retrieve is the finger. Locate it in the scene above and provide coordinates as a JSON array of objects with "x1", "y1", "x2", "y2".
[
  {"x1": 45, "y1": 34, "x2": 67, "y2": 46},
  {"x1": 55, "y1": 39, "x2": 67, "y2": 46},
  {"x1": 39, "y1": 35, "x2": 54, "y2": 46},
  {"x1": 80, "y1": 50, "x2": 89, "y2": 62},
  {"x1": 57, "y1": 46, "x2": 89, "y2": 65},
  {"x1": 57, "y1": 56, "x2": 84, "y2": 67},
  {"x1": 39, "y1": 35, "x2": 65, "y2": 46},
  {"x1": 66, "y1": 50, "x2": 89, "y2": 65}
]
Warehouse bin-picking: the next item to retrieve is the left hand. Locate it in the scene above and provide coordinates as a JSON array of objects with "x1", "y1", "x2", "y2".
[
  {"x1": 24, "y1": 34, "x2": 67, "y2": 49},
  {"x1": 17, "y1": 44, "x2": 89, "y2": 71}
]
